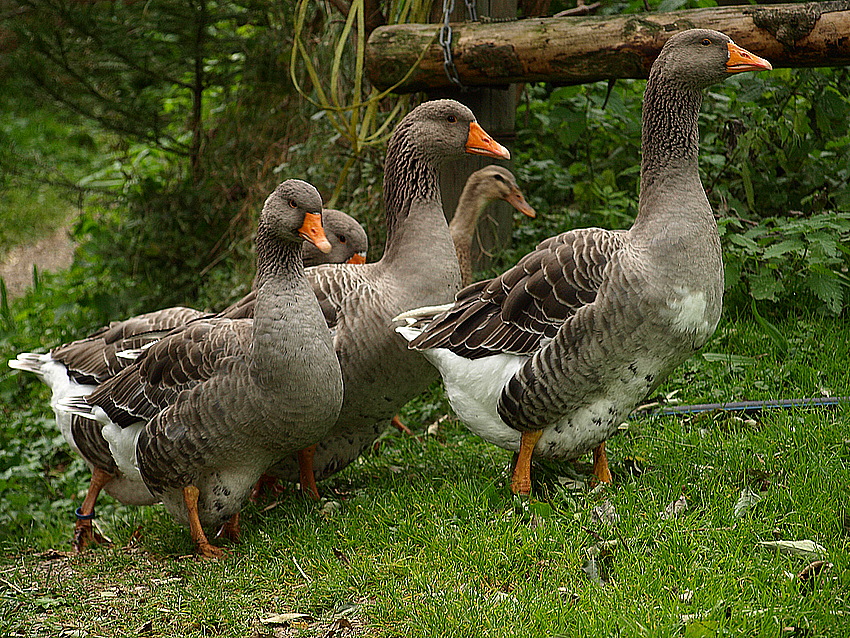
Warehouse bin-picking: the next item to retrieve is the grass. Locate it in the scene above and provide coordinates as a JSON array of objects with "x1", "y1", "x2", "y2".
[{"x1": 1, "y1": 313, "x2": 848, "y2": 637}]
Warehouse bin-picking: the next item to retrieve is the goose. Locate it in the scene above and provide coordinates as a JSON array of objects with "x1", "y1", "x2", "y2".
[
  {"x1": 107, "y1": 100, "x2": 509, "y2": 500},
  {"x1": 53, "y1": 179, "x2": 342, "y2": 558},
  {"x1": 16, "y1": 100, "x2": 508, "y2": 519},
  {"x1": 257, "y1": 99, "x2": 510, "y2": 497},
  {"x1": 8, "y1": 206, "x2": 367, "y2": 552},
  {"x1": 396, "y1": 30, "x2": 772, "y2": 495},
  {"x1": 449, "y1": 165, "x2": 536, "y2": 287}
]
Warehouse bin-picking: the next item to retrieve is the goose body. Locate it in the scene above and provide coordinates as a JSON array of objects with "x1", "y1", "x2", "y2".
[
  {"x1": 449, "y1": 165, "x2": 535, "y2": 287},
  {"x1": 397, "y1": 30, "x2": 771, "y2": 493},
  {"x1": 33, "y1": 180, "x2": 342, "y2": 557},
  {"x1": 11, "y1": 101, "x2": 509, "y2": 517}
]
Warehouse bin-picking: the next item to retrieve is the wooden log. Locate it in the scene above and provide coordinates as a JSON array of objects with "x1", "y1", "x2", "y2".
[{"x1": 366, "y1": 2, "x2": 850, "y2": 92}]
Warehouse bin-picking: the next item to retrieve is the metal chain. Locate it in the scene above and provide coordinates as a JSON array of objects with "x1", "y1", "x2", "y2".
[
  {"x1": 439, "y1": 0, "x2": 479, "y2": 89},
  {"x1": 439, "y1": 0, "x2": 462, "y2": 88}
]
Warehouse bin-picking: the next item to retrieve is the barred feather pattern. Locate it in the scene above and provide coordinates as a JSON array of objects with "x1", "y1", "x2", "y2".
[
  {"x1": 409, "y1": 228, "x2": 627, "y2": 359},
  {"x1": 73, "y1": 180, "x2": 344, "y2": 528}
]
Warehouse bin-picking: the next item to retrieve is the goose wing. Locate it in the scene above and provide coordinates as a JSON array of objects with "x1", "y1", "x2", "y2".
[
  {"x1": 85, "y1": 318, "x2": 250, "y2": 429},
  {"x1": 409, "y1": 228, "x2": 627, "y2": 359},
  {"x1": 306, "y1": 262, "x2": 382, "y2": 333},
  {"x1": 51, "y1": 307, "x2": 206, "y2": 385}
]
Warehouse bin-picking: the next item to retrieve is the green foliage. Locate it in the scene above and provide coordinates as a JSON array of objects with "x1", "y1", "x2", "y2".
[
  {"x1": 0, "y1": 247, "x2": 162, "y2": 544},
  {"x1": 720, "y1": 213, "x2": 850, "y2": 314},
  {"x1": 2, "y1": 0, "x2": 321, "y2": 309},
  {"x1": 0, "y1": 75, "x2": 98, "y2": 253},
  {"x1": 513, "y1": 65, "x2": 850, "y2": 315}
]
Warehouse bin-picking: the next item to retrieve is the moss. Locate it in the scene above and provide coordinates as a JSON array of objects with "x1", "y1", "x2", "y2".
[
  {"x1": 750, "y1": 3, "x2": 828, "y2": 47},
  {"x1": 464, "y1": 43, "x2": 524, "y2": 78}
]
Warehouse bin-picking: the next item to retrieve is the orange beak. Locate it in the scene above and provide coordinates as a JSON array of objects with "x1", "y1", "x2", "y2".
[
  {"x1": 346, "y1": 252, "x2": 367, "y2": 265},
  {"x1": 726, "y1": 42, "x2": 772, "y2": 73},
  {"x1": 466, "y1": 121, "x2": 511, "y2": 160},
  {"x1": 504, "y1": 188, "x2": 536, "y2": 218},
  {"x1": 298, "y1": 212, "x2": 332, "y2": 254}
]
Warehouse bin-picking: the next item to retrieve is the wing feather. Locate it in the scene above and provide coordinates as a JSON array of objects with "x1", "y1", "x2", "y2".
[{"x1": 409, "y1": 228, "x2": 627, "y2": 359}]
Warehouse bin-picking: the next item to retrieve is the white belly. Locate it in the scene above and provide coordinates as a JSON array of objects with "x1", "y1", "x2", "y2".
[{"x1": 422, "y1": 347, "x2": 656, "y2": 460}]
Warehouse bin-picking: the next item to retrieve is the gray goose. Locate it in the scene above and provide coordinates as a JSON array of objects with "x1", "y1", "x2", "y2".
[
  {"x1": 122, "y1": 100, "x2": 508, "y2": 500},
  {"x1": 449, "y1": 165, "x2": 536, "y2": 287},
  {"x1": 57, "y1": 179, "x2": 343, "y2": 557},
  {"x1": 256, "y1": 99, "x2": 510, "y2": 496},
  {"x1": 387, "y1": 165, "x2": 535, "y2": 435},
  {"x1": 8, "y1": 206, "x2": 367, "y2": 552},
  {"x1": 397, "y1": 30, "x2": 771, "y2": 495}
]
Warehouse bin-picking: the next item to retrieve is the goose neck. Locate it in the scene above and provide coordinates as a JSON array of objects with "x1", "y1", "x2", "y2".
[
  {"x1": 380, "y1": 133, "x2": 444, "y2": 263},
  {"x1": 450, "y1": 184, "x2": 488, "y2": 240},
  {"x1": 250, "y1": 236, "x2": 325, "y2": 390},
  {"x1": 637, "y1": 78, "x2": 703, "y2": 207},
  {"x1": 254, "y1": 231, "x2": 304, "y2": 290}
]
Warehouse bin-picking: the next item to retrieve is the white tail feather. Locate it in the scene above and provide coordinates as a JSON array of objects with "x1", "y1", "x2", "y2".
[{"x1": 393, "y1": 303, "x2": 454, "y2": 325}]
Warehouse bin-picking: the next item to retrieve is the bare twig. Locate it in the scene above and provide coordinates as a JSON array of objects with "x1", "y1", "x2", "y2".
[{"x1": 554, "y1": 2, "x2": 601, "y2": 18}]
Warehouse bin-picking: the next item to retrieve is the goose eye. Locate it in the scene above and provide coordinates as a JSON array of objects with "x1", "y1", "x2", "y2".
[
  {"x1": 493, "y1": 174, "x2": 506, "y2": 183},
  {"x1": 289, "y1": 199, "x2": 298, "y2": 208},
  {"x1": 447, "y1": 115, "x2": 457, "y2": 123},
  {"x1": 701, "y1": 38, "x2": 711, "y2": 46},
  {"x1": 338, "y1": 235, "x2": 346, "y2": 243}
]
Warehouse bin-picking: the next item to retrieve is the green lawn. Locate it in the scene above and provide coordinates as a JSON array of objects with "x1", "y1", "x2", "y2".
[{"x1": 0, "y1": 313, "x2": 848, "y2": 637}]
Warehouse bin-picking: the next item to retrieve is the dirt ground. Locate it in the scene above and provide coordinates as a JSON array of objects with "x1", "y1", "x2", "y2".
[{"x1": 0, "y1": 222, "x2": 75, "y2": 299}]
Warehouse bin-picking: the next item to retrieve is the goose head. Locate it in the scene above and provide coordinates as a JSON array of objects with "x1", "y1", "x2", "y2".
[
  {"x1": 653, "y1": 29, "x2": 772, "y2": 89},
  {"x1": 397, "y1": 99, "x2": 511, "y2": 166},
  {"x1": 259, "y1": 179, "x2": 331, "y2": 254},
  {"x1": 464, "y1": 165, "x2": 536, "y2": 220},
  {"x1": 303, "y1": 208, "x2": 368, "y2": 267}
]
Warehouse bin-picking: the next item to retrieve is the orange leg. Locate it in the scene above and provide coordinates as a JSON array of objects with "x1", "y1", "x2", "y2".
[
  {"x1": 510, "y1": 430, "x2": 543, "y2": 496},
  {"x1": 297, "y1": 444, "x2": 320, "y2": 501},
  {"x1": 592, "y1": 442, "x2": 613, "y2": 484},
  {"x1": 182, "y1": 485, "x2": 224, "y2": 559},
  {"x1": 73, "y1": 467, "x2": 114, "y2": 553},
  {"x1": 217, "y1": 512, "x2": 241, "y2": 543},
  {"x1": 391, "y1": 415, "x2": 414, "y2": 436}
]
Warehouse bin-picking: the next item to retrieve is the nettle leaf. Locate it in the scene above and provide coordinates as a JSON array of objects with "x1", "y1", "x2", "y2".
[
  {"x1": 749, "y1": 269, "x2": 784, "y2": 301},
  {"x1": 805, "y1": 268, "x2": 845, "y2": 314},
  {"x1": 762, "y1": 238, "x2": 804, "y2": 260},
  {"x1": 724, "y1": 256, "x2": 742, "y2": 290},
  {"x1": 716, "y1": 216, "x2": 745, "y2": 238},
  {"x1": 553, "y1": 107, "x2": 587, "y2": 147},
  {"x1": 806, "y1": 231, "x2": 842, "y2": 262},
  {"x1": 729, "y1": 233, "x2": 759, "y2": 254}
]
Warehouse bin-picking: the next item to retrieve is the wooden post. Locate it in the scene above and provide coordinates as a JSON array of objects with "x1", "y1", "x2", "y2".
[{"x1": 431, "y1": 0, "x2": 519, "y2": 277}]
